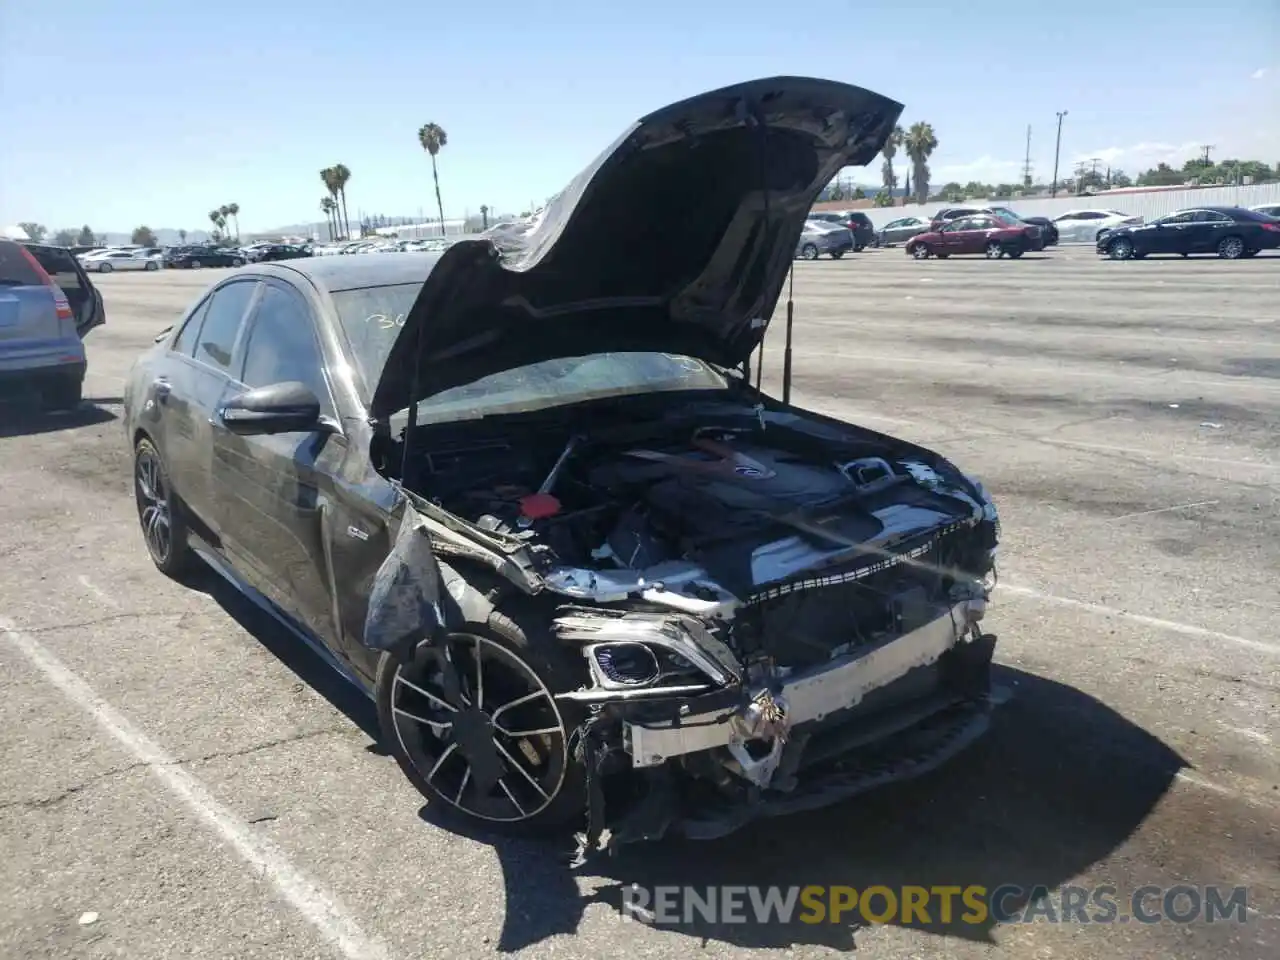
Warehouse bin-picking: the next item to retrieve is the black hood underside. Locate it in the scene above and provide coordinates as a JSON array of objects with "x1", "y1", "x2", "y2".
[{"x1": 372, "y1": 77, "x2": 903, "y2": 418}]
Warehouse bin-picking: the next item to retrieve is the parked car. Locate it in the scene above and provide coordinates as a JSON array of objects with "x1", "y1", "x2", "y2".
[
  {"x1": 1250, "y1": 203, "x2": 1280, "y2": 219},
  {"x1": 79, "y1": 249, "x2": 162, "y2": 273},
  {"x1": 874, "y1": 215, "x2": 930, "y2": 247},
  {"x1": 167, "y1": 247, "x2": 246, "y2": 269},
  {"x1": 796, "y1": 221, "x2": 854, "y2": 259},
  {"x1": 810, "y1": 210, "x2": 875, "y2": 250},
  {"x1": 980, "y1": 209, "x2": 1045, "y2": 250},
  {"x1": 905, "y1": 213, "x2": 1039, "y2": 259},
  {"x1": 121, "y1": 76, "x2": 1002, "y2": 848},
  {"x1": 1051, "y1": 209, "x2": 1143, "y2": 244},
  {"x1": 1097, "y1": 206, "x2": 1280, "y2": 260},
  {"x1": 1, "y1": 238, "x2": 104, "y2": 408},
  {"x1": 255, "y1": 244, "x2": 313, "y2": 263},
  {"x1": 985, "y1": 207, "x2": 1058, "y2": 246}
]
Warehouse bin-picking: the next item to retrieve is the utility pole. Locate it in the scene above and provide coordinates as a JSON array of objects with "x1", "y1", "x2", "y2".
[
  {"x1": 1199, "y1": 144, "x2": 1215, "y2": 165},
  {"x1": 1051, "y1": 110, "x2": 1068, "y2": 197},
  {"x1": 1022, "y1": 125, "x2": 1033, "y2": 188}
]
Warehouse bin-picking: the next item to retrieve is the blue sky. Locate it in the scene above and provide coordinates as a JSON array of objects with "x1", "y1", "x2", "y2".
[{"x1": 2, "y1": 0, "x2": 1277, "y2": 233}]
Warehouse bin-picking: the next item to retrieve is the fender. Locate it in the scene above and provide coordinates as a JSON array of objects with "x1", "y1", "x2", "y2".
[{"x1": 361, "y1": 499, "x2": 498, "y2": 652}]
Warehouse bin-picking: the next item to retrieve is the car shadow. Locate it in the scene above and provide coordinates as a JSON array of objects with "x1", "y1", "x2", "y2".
[
  {"x1": 424, "y1": 666, "x2": 1184, "y2": 952},
  {"x1": 0, "y1": 399, "x2": 118, "y2": 438},
  {"x1": 180, "y1": 563, "x2": 382, "y2": 745}
]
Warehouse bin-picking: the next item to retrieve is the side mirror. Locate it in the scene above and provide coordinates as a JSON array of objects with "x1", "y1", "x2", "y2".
[{"x1": 218, "y1": 381, "x2": 326, "y2": 436}]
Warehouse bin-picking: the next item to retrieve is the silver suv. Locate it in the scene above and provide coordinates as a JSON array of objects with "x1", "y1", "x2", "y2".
[{"x1": 0, "y1": 239, "x2": 105, "y2": 409}]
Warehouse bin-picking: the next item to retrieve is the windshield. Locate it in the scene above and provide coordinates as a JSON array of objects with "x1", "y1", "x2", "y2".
[
  {"x1": 988, "y1": 209, "x2": 1022, "y2": 225},
  {"x1": 330, "y1": 282, "x2": 730, "y2": 422}
]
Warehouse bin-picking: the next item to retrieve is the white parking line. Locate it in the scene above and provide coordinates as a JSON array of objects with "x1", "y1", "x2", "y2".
[
  {"x1": 1108, "y1": 499, "x2": 1219, "y2": 522},
  {"x1": 999, "y1": 585, "x2": 1279, "y2": 656},
  {"x1": 77, "y1": 575, "x2": 119, "y2": 608},
  {"x1": 0, "y1": 617, "x2": 392, "y2": 960}
]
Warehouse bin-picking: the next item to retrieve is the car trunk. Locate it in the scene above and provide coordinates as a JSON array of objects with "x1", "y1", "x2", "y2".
[{"x1": 22, "y1": 244, "x2": 104, "y2": 337}]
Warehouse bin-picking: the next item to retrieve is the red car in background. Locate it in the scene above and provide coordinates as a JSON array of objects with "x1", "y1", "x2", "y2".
[{"x1": 904, "y1": 213, "x2": 1040, "y2": 259}]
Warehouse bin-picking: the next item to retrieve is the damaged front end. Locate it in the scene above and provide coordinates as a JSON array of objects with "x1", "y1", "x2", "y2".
[{"x1": 536, "y1": 453, "x2": 1001, "y2": 850}]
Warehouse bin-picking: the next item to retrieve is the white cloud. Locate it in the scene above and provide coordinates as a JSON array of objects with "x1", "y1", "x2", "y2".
[
  {"x1": 1250, "y1": 66, "x2": 1270, "y2": 80},
  {"x1": 929, "y1": 155, "x2": 1024, "y2": 183},
  {"x1": 1067, "y1": 140, "x2": 1204, "y2": 173}
]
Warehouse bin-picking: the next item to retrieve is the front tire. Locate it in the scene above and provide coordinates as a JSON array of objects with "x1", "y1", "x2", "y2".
[
  {"x1": 985, "y1": 241, "x2": 1004, "y2": 259},
  {"x1": 1217, "y1": 236, "x2": 1245, "y2": 259},
  {"x1": 1108, "y1": 237, "x2": 1134, "y2": 260},
  {"x1": 98, "y1": 262, "x2": 113, "y2": 273},
  {"x1": 231, "y1": 258, "x2": 244, "y2": 267},
  {"x1": 800, "y1": 243, "x2": 819, "y2": 260},
  {"x1": 911, "y1": 243, "x2": 931, "y2": 259},
  {"x1": 134, "y1": 437, "x2": 194, "y2": 578},
  {"x1": 376, "y1": 610, "x2": 586, "y2": 836},
  {"x1": 146, "y1": 261, "x2": 159, "y2": 271}
]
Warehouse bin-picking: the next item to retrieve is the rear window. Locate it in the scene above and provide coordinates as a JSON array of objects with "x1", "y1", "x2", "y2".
[
  {"x1": 0, "y1": 240, "x2": 46, "y2": 286},
  {"x1": 848, "y1": 213, "x2": 872, "y2": 225},
  {"x1": 25, "y1": 245, "x2": 85, "y2": 297}
]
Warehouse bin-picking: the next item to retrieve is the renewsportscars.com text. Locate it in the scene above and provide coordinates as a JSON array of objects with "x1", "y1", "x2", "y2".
[{"x1": 620, "y1": 884, "x2": 1251, "y2": 926}]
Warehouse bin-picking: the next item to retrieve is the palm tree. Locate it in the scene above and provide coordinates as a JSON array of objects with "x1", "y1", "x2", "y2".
[
  {"x1": 227, "y1": 203, "x2": 240, "y2": 240},
  {"x1": 178, "y1": 229, "x2": 187, "y2": 243},
  {"x1": 320, "y1": 168, "x2": 342, "y2": 237},
  {"x1": 480, "y1": 204, "x2": 489, "y2": 230},
  {"x1": 320, "y1": 197, "x2": 338, "y2": 240},
  {"x1": 332, "y1": 165, "x2": 352, "y2": 239},
  {"x1": 880, "y1": 125, "x2": 903, "y2": 194},
  {"x1": 904, "y1": 122, "x2": 938, "y2": 204},
  {"x1": 219, "y1": 205, "x2": 231, "y2": 238},
  {"x1": 208, "y1": 209, "x2": 224, "y2": 240},
  {"x1": 417, "y1": 123, "x2": 448, "y2": 235}
]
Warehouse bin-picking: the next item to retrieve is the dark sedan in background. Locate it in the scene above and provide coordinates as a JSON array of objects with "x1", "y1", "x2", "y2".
[
  {"x1": 166, "y1": 246, "x2": 246, "y2": 269},
  {"x1": 1098, "y1": 206, "x2": 1280, "y2": 260},
  {"x1": 809, "y1": 210, "x2": 875, "y2": 250},
  {"x1": 906, "y1": 213, "x2": 1040, "y2": 259},
  {"x1": 255, "y1": 244, "x2": 313, "y2": 263}
]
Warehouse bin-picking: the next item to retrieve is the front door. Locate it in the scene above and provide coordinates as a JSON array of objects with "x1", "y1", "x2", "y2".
[
  {"x1": 163, "y1": 279, "x2": 260, "y2": 539},
  {"x1": 209, "y1": 279, "x2": 348, "y2": 647}
]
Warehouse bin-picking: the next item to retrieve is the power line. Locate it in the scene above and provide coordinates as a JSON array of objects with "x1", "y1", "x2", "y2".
[{"x1": 1022, "y1": 125, "x2": 1033, "y2": 187}]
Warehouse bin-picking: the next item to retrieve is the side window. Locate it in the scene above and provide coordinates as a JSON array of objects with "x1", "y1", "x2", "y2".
[
  {"x1": 171, "y1": 298, "x2": 211, "y2": 356},
  {"x1": 239, "y1": 284, "x2": 334, "y2": 416},
  {"x1": 194, "y1": 280, "x2": 258, "y2": 372},
  {"x1": 1193, "y1": 210, "x2": 1230, "y2": 223},
  {"x1": 1161, "y1": 212, "x2": 1194, "y2": 224}
]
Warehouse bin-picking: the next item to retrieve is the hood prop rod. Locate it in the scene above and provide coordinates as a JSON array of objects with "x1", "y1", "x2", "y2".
[{"x1": 781, "y1": 263, "x2": 795, "y2": 406}]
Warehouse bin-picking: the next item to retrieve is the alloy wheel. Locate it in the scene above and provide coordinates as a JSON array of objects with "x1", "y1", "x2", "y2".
[
  {"x1": 985, "y1": 241, "x2": 1003, "y2": 259},
  {"x1": 1109, "y1": 238, "x2": 1133, "y2": 260},
  {"x1": 1218, "y1": 237, "x2": 1244, "y2": 259},
  {"x1": 801, "y1": 244, "x2": 819, "y2": 260},
  {"x1": 391, "y1": 634, "x2": 568, "y2": 823},
  {"x1": 911, "y1": 244, "x2": 930, "y2": 259},
  {"x1": 135, "y1": 448, "x2": 172, "y2": 565}
]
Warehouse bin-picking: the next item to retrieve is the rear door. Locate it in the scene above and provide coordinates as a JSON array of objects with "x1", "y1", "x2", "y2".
[
  {"x1": 24, "y1": 244, "x2": 105, "y2": 337},
  {"x1": 1187, "y1": 210, "x2": 1233, "y2": 253}
]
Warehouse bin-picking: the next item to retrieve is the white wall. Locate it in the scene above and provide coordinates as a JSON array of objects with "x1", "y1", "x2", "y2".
[{"x1": 861, "y1": 182, "x2": 1280, "y2": 232}]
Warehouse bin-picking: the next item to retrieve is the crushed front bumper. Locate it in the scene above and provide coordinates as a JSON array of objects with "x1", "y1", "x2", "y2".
[{"x1": 622, "y1": 600, "x2": 1001, "y2": 838}]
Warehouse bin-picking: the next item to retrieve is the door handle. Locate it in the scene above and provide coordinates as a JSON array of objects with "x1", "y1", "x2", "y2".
[{"x1": 153, "y1": 379, "x2": 171, "y2": 403}]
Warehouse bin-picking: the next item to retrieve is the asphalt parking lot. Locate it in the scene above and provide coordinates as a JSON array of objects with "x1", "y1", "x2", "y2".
[{"x1": 2, "y1": 247, "x2": 1277, "y2": 960}]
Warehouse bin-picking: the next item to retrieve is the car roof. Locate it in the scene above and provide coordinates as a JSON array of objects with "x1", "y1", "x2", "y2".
[{"x1": 254, "y1": 251, "x2": 441, "y2": 292}]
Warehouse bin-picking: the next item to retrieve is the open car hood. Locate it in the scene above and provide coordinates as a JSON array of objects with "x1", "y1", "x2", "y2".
[{"x1": 370, "y1": 76, "x2": 903, "y2": 418}]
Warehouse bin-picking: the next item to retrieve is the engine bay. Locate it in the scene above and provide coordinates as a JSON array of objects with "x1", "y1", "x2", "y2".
[{"x1": 390, "y1": 401, "x2": 997, "y2": 631}]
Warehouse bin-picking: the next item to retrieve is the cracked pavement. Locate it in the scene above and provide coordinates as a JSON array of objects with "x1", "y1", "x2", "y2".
[{"x1": 0, "y1": 249, "x2": 1277, "y2": 959}]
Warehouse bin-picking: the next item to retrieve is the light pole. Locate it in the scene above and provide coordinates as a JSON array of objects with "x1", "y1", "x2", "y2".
[{"x1": 1051, "y1": 110, "x2": 1068, "y2": 197}]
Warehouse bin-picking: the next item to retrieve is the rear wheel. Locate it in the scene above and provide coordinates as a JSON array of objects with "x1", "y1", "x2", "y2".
[
  {"x1": 133, "y1": 437, "x2": 194, "y2": 578},
  {"x1": 231, "y1": 257, "x2": 244, "y2": 266},
  {"x1": 911, "y1": 243, "x2": 930, "y2": 259},
  {"x1": 376, "y1": 611, "x2": 586, "y2": 836},
  {"x1": 1217, "y1": 236, "x2": 1245, "y2": 259},
  {"x1": 800, "y1": 243, "x2": 819, "y2": 260},
  {"x1": 985, "y1": 241, "x2": 1004, "y2": 259},
  {"x1": 145, "y1": 261, "x2": 159, "y2": 271},
  {"x1": 98, "y1": 262, "x2": 113, "y2": 273}
]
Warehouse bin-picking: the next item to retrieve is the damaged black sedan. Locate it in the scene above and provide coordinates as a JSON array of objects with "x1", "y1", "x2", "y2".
[{"x1": 123, "y1": 77, "x2": 1001, "y2": 849}]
